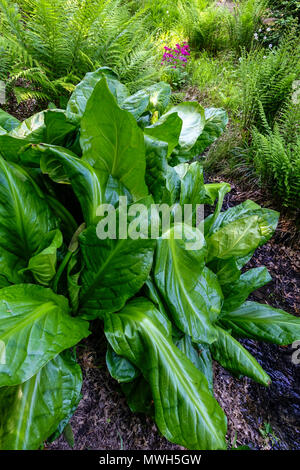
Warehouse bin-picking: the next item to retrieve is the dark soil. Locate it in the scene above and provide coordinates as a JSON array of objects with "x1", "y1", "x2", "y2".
[
  {"x1": 0, "y1": 80, "x2": 45, "y2": 121},
  {"x1": 48, "y1": 178, "x2": 300, "y2": 451}
]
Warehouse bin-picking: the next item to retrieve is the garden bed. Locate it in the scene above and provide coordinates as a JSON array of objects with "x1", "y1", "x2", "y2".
[{"x1": 48, "y1": 178, "x2": 300, "y2": 451}]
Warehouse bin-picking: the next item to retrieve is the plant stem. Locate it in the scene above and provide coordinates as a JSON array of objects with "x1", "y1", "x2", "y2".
[{"x1": 53, "y1": 250, "x2": 73, "y2": 293}]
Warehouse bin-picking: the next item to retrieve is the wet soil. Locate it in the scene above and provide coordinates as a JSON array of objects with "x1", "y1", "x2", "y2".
[{"x1": 48, "y1": 179, "x2": 300, "y2": 451}]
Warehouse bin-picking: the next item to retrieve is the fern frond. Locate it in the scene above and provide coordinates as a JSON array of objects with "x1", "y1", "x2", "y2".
[{"x1": 13, "y1": 86, "x2": 50, "y2": 103}]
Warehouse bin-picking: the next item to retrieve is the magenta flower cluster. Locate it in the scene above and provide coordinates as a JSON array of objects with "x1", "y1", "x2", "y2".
[{"x1": 161, "y1": 42, "x2": 190, "y2": 69}]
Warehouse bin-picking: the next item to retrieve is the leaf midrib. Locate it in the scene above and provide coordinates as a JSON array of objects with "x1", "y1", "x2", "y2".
[
  {"x1": 0, "y1": 301, "x2": 56, "y2": 343},
  {"x1": 80, "y1": 238, "x2": 126, "y2": 308},
  {"x1": 138, "y1": 315, "x2": 224, "y2": 445}
]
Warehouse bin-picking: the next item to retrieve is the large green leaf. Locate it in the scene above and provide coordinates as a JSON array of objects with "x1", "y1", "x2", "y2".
[
  {"x1": 144, "y1": 113, "x2": 182, "y2": 157},
  {"x1": 80, "y1": 78, "x2": 148, "y2": 201},
  {"x1": 174, "y1": 162, "x2": 206, "y2": 207},
  {"x1": 0, "y1": 157, "x2": 57, "y2": 283},
  {"x1": 144, "y1": 135, "x2": 180, "y2": 204},
  {"x1": 205, "y1": 200, "x2": 261, "y2": 235},
  {"x1": 43, "y1": 109, "x2": 78, "y2": 147},
  {"x1": 143, "y1": 277, "x2": 170, "y2": 318},
  {"x1": 103, "y1": 81, "x2": 171, "y2": 119},
  {"x1": 207, "y1": 257, "x2": 241, "y2": 286},
  {"x1": 0, "y1": 110, "x2": 77, "y2": 163},
  {"x1": 206, "y1": 208, "x2": 279, "y2": 262},
  {"x1": 79, "y1": 223, "x2": 155, "y2": 319},
  {"x1": 0, "y1": 284, "x2": 90, "y2": 387},
  {"x1": 0, "y1": 109, "x2": 20, "y2": 132},
  {"x1": 0, "y1": 249, "x2": 28, "y2": 288},
  {"x1": 66, "y1": 67, "x2": 129, "y2": 116},
  {"x1": 221, "y1": 267, "x2": 272, "y2": 313},
  {"x1": 211, "y1": 326, "x2": 271, "y2": 386},
  {"x1": 154, "y1": 224, "x2": 222, "y2": 344},
  {"x1": 175, "y1": 334, "x2": 213, "y2": 393},
  {"x1": 121, "y1": 376, "x2": 153, "y2": 416},
  {"x1": 22, "y1": 229, "x2": 63, "y2": 286},
  {"x1": 104, "y1": 298, "x2": 227, "y2": 450},
  {"x1": 163, "y1": 102, "x2": 205, "y2": 152},
  {"x1": 106, "y1": 344, "x2": 140, "y2": 383},
  {"x1": 203, "y1": 182, "x2": 231, "y2": 206},
  {"x1": 37, "y1": 144, "x2": 103, "y2": 225},
  {"x1": 207, "y1": 252, "x2": 254, "y2": 287},
  {"x1": 45, "y1": 194, "x2": 77, "y2": 243},
  {"x1": 220, "y1": 301, "x2": 300, "y2": 345},
  {"x1": 0, "y1": 112, "x2": 45, "y2": 161},
  {"x1": 204, "y1": 183, "x2": 231, "y2": 235},
  {"x1": 0, "y1": 351, "x2": 82, "y2": 450},
  {"x1": 121, "y1": 90, "x2": 150, "y2": 119}
]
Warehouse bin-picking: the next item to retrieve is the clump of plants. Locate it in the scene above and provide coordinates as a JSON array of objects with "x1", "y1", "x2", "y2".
[
  {"x1": 160, "y1": 42, "x2": 191, "y2": 89},
  {"x1": 251, "y1": 101, "x2": 300, "y2": 208},
  {"x1": 239, "y1": 35, "x2": 300, "y2": 130},
  {"x1": 0, "y1": 69, "x2": 299, "y2": 450}
]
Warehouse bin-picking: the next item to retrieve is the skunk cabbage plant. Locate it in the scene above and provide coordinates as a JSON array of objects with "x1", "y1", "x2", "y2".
[{"x1": 0, "y1": 68, "x2": 299, "y2": 450}]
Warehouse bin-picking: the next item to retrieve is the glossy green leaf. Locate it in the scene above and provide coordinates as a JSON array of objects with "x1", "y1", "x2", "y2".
[
  {"x1": 207, "y1": 258, "x2": 241, "y2": 286},
  {"x1": 0, "y1": 157, "x2": 57, "y2": 283},
  {"x1": 104, "y1": 298, "x2": 227, "y2": 450},
  {"x1": 203, "y1": 182, "x2": 231, "y2": 206},
  {"x1": 0, "y1": 112, "x2": 45, "y2": 161},
  {"x1": 0, "y1": 109, "x2": 20, "y2": 131},
  {"x1": 205, "y1": 200, "x2": 261, "y2": 235},
  {"x1": 22, "y1": 229, "x2": 63, "y2": 286},
  {"x1": 222, "y1": 267, "x2": 272, "y2": 313},
  {"x1": 144, "y1": 135, "x2": 180, "y2": 204},
  {"x1": 80, "y1": 78, "x2": 148, "y2": 201},
  {"x1": 43, "y1": 109, "x2": 78, "y2": 146},
  {"x1": 0, "y1": 284, "x2": 90, "y2": 387},
  {"x1": 0, "y1": 249, "x2": 29, "y2": 288},
  {"x1": 45, "y1": 194, "x2": 77, "y2": 243},
  {"x1": 220, "y1": 301, "x2": 300, "y2": 345},
  {"x1": 0, "y1": 351, "x2": 82, "y2": 450},
  {"x1": 106, "y1": 344, "x2": 140, "y2": 383},
  {"x1": 121, "y1": 90, "x2": 150, "y2": 119},
  {"x1": 154, "y1": 224, "x2": 222, "y2": 344},
  {"x1": 121, "y1": 375, "x2": 153, "y2": 416},
  {"x1": 79, "y1": 223, "x2": 155, "y2": 319},
  {"x1": 173, "y1": 162, "x2": 206, "y2": 207},
  {"x1": 207, "y1": 251, "x2": 254, "y2": 286},
  {"x1": 175, "y1": 334, "x2": 213, "y2": 393},
  {"x1": 121, "y1": 82, "x2": 171, "y2": 120},
  {"x1": 211, "y1": 326, "x2": 271, "y2": 386},
  {"x1": 0, "y1": 109, "x2": 77, "y2": 164},
  {"x1": 143, "y1": 277, "x2": 169, "y2": 318},
  {"x1": 144, "y1": 113, "x2": 182, "y2": 157},
  {"x1": 204, "y1": 183, "x2": 231, "y2": 235},
  {"x1": 163, "y1": 102, "x2": 205, "y2": 152},
  {"x1": 38, "y1": 143, "x2": 103, "y2": 225},
  {"x1": 206, "y1": 209, "x2": 279, "y2": 262},
  {"x1": 66, "y1": 67, "x2": 129, "y2": 116}
]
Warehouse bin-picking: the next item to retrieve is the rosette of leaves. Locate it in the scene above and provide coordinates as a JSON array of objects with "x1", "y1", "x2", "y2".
[{"x1": 0, "y1": 69, "x2": 299, "y2": 450}]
